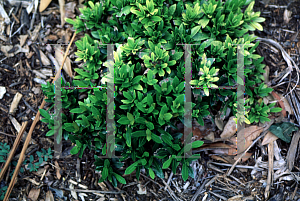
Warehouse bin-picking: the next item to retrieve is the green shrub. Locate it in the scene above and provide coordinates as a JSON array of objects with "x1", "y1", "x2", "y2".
[{"x1": 40, "y1": 0, "x2": 282, "y2": 187}]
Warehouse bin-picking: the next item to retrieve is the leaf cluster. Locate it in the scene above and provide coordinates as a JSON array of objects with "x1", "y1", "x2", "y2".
[{"x1": 39, "y1": 0, "x2": 278, "y2": 188}]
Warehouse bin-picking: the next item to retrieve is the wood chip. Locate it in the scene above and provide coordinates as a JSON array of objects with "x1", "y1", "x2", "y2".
[
  {"x1": 9, "y1": 92, "x2": 23, "y2": 114},
  {"x1": 33, "y1": 70, "x2": 47, "y2": 79},
  {"x1": 45, "y1": 190, "x2": 54, "y2": 201},
  {"x1": 54, "y1": 45, "x2": 73, "y2": 78},
  {"x1": 262, "y1": 131, "x2": 279, "y2": 145},
  {"x1": 54, "y1": 161, "x2": 61, "y2": 179},
  {"x1": 30, "y1": 23, "x2": 41, "y2": 42},
  {"x1": 0, "y1": 86, "x2": 6, "y2": 99},
  {"x1": 39, "y1": 50, "x2": 51, "y2": 66},
  {"x1": 19, "y1": 35, "x2": 28, "y2": 47},
  {"x1": 39, "y1": 0, "x2": 53, "y2": 12},
  {"x1": 220, "y1": 116, "x2": 236, "y2": 139},
  {"x1": 28, "y1": 188, "x2": 40, "y2": 201}
]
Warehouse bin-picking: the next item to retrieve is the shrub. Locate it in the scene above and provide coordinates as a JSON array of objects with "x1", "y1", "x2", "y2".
[{"x1": 40, "y1": 0, "x2": 281, "y2": 187}]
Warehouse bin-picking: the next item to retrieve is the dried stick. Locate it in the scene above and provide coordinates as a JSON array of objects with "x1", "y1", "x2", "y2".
[
  {"x1": 264, "y1": 141, "x2": 274, "y2": 200},
  {"x1": 0, "y1": 121, "x2": 28, "y2": 181},
  {"x1": 3, "y1": 32, "x2": 77, "y2": 201}
]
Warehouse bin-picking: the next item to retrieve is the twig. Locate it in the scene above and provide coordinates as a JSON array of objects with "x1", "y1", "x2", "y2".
[
  {"x1": 140, "y1": 173, "x2": 164, "y2": 188},
  {"x1": 0, "y1": 131, "x2": 17, "y2": 138},
  {"x1": 11, "y1": 24, "x2": 24, "y2": 38},
  {"x1": 3, "y1": 31, "x2": 77, "y2": 201},
  {"x1": 191, "y1": 176, "x2": 213, "y2": 201},
  {"x1": 226, "y1": 131, "x2": 268, "y2": 176},
  {"x1": 209, "y1": 162, "x2": 264, "y2": 171},
  {"x1": 22, "y1": 98, "x2": 38, "y2": 114},
  {"x1": 61, "y1": 188, "x2": 125, "y2": 194},
  {"x1": 0, "y1": 121, "x2": 27, "y2": 182},
  {"x1": 161, "y1": 178, "x2": 182, "y2": 201},
  {"x1": 209, "y1": 191, "x2": 227, "y2": 201},
  {"x1": 165, "y1": 171, "x2": 173, "y2": 191}
]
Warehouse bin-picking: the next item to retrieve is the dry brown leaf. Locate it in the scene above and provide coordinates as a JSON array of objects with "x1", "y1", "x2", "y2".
[
  {"x1": 271, "y1": 91, "x2": 288, "y2": 117},
  {"x1": 283, "y1": 9, "x2": 292, "y2": 24},
  {"x1": 45, "y1": 190, "x2": 54, "y2": 201},
  {"x1": 178, "y1": 119, "x2": 214, "y2": 143},
  {"x1": 39, "y1": 0, "x2": 52, "y2": 12},
  {"x1": 28, "y1": 188, "x2": 40, "y2": 201},
  {"x1": 234, "y1": 152, "x2": 253, "y2": 162},
  {"x1": 278, "y1": 93, "x2": 293, "y2": 115},
  {"x1": 54, "y1": 45, "x2": 73, "y2": 78},
  {"x1": 235, "y1": 126, "x2": 263, "y2": 154},
  {"x1": 54, "y1": 161, "x2": 61, "y2": 179},
  {"x1": 262, "y1": 131, "x2": 278, "y2": 145},
  {"x1": 220, "y1": 116, "x2": 236, "y2": 139}
]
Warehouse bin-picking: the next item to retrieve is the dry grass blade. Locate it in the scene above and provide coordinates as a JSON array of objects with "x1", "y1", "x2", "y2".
[
  {"x1": 3, "y1": 32, "x2": 77, "y2": 201},
  {"x1": 0, "y1": 121, "x2": 28, "y2": 182}
]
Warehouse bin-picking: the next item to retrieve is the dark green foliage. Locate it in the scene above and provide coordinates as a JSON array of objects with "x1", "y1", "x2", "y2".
[{"x1": 39, "y1": 0, "x2": 282, "y2": 187}]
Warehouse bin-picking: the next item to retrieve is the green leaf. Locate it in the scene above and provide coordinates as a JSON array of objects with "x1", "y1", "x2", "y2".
[
  {"x1": 70, "y1": 108, "x2": 83, "y2": 113},
  {"x1": 163, "y1": 113, "x2": 172, "y2": 121},
  {"x1": 161, "y1": 134, "x2": 173, "y2": 147},
  {"x1": 192, "y1": 141, "x2": 204, "y2": 148},
  {"x1": 118, "y1": 117, "x2": 130, "y2": 125},
  {"x1": 270, "y1": 107, "x2": 283, "y2": 113},
  {"x1": 198, "y1": 18, "x2": 210, "y2": 28},
  {"x1": 168, "y1": 4, "x2": 176, "y2": 16},
  {"x1": 113, "y1": 173, "x2": 127, "y2": 184},
  {"x1": 162, "y1": 157, "x2": 173, "y2": 169},
  {"x1": 70, "y1": 146, "x2": 80, "y2": 155},
  {"x1": 132, "y1": 130, "x2": 146, "y2": 137},
  {"x1": 151, "y1": 16, "x2": 162, "y2": 22},
  {"x1": 151, "y1": 134, "x2": 162, "y2": 143},
  {"x1": 46, "y1": 129, "x2": 55, "y2": 137},
  {"x1": 182, "y1": 163, "x2": 189, "y2": 181},
  {"x1": 125, "y1": 161, "x2": 139, "y2": 175},
  {"x1": 149, "y1": 168, "x2": 155, "y2": 179},
  {"x1": 126, "y1": 127, "x2": 132, "y2": 147},
  {"x1": 190, "y1": 26, "x2": 201, "y2": 38},
  {"x1": 39, "y1": 109, "x2": 51, "y2": 119},
  {"x1": 102, "y1": 167, "x2": 109, "y2": 180},
  {"x1": 146, "y1": 129, "x2": 151, "y2": 141},
  {"x1": 127, "y1": 113, "x2": 135, "y2": 125}
]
